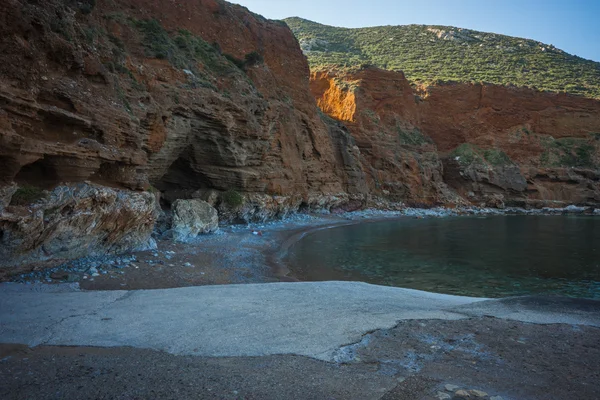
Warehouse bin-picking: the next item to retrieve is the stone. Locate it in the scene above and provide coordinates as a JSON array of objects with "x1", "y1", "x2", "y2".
[
  {"x1": 468, "y1": 390, "x2": 488, "y2": 398},
  {"x1": 445, "y1": 384, "x2": 460, "y2": 392},
  {"x1": 454, "y1": 390, "x2": 471, "y2": 399},
  {"x1": 172, "y1": 199, "x2": 219, "y2": 243},
  {"x1": 436, "y1": 391, "x2": 452, "y2": 400},
  {"x1": 50, "y1": 272, "x2": 69, "y2": 280},
  {"x1": 0, "y1": 183, "x2": 157, "y2": 272}
]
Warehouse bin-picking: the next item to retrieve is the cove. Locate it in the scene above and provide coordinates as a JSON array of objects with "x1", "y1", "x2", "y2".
[{"x1": 286, "y1": 215, "x2": 600, "y2": 299}]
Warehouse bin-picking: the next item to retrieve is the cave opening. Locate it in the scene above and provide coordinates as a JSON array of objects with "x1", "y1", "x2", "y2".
[
  {"x1": 14, "y1": 158, "x2": 60, "y2": 189},
  {"x1": 154, "y1": 156, "x2": 215, "y2": 208}
]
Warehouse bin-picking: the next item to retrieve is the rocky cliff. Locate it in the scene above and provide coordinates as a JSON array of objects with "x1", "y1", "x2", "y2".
[
  {"x1": 311, "y1": 67, "x2": 600, "y2": 208},
  {"x1": 0, "y1": 0, "x2": 369, "y2": 270},
  {"x1": 0, "y1": 0, "x2": 599, "y2": 272}
]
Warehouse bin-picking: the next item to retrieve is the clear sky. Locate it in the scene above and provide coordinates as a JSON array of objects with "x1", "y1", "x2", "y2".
[{"x1": 230, "y1": 0, "x2": 600, "y2": 62}]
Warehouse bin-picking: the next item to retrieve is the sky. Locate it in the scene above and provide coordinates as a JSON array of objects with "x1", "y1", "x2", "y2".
[{"x1": 230, "y1": 0, "x2": 600, "y2": 62}]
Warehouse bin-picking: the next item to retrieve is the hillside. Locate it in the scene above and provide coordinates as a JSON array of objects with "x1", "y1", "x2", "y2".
[{"x1": 284, "y1": 17, "x2": 600, "y2": 98}]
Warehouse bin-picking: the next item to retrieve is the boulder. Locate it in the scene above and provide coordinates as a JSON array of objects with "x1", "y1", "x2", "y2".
[
  {"x1": 0, "y1": 183, "x2": 157, "y2": 273},
  {"x1": 172, "y1": 199, "x2": 219, "y2": 242}
]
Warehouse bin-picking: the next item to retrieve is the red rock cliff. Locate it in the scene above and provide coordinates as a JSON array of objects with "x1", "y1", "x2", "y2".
[
  {"x1": 0, "y1": 0, "x2": 366, "y2": 197},
  {"x1": 311, "y1": 67, "x2": 600, "y2": 207},
  {"x1": 0, "y1": 0, "x2": 367, "y2": 269}
]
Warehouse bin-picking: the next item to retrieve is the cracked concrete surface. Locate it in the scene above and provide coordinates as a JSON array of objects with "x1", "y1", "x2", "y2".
[
  {"x1": 1, "y1": 282, "x2": 599, "y2": 363},
  {"x1": 0, "y1": 282, "x2": 482, "y2": 361}
]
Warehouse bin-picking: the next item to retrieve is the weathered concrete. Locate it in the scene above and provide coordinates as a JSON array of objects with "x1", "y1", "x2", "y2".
[{"x1": 1, "y1": 282, "x2": 599, "y2": 363}]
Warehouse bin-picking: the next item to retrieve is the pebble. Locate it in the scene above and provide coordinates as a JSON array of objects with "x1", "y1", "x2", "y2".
[
  {"x1": 454, "y1": 390, "x2": 471, "y2": 399},
  {"x1": 445, "y1": 384, "x2": 460, "y2": 392},
  {"x1": 436, "y1": 391, "x2": 452, "y2": 400},
  {"x1": 468, "y1": 390, "x2": 488, "y2": 398}
]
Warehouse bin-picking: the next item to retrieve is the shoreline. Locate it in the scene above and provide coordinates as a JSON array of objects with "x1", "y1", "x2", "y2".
[
  {"x1": 2, "y1": 211, "x2": 599, "y2": 400},
  {"x1": 2, "y1": 207, "x2": 598, "y2": 294}
]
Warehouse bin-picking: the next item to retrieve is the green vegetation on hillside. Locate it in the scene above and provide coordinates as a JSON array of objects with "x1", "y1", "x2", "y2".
[
  {"x1": 540, "y1": 137, "x2": 597, "y2": 168},
  {"x1": 450, "y1": 144, "x2": 514, "y2": 167},
  {"x1": 284, "y1": 17, "x2": 600, "y2": 98}
]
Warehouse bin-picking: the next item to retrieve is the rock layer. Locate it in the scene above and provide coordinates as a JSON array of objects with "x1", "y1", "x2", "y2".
[
  {"x1": 1, "y1": 0, "x2": 599, "y2": 270},
  {"x1": 311, "y1": 68, "x2": 600, "y2": 207},
  {"x1": 0, "y1": 0, "x2": 368, "y2": 269},
  {"x1": 0, "y1": 183, "x2": 156, "y2": 277}
]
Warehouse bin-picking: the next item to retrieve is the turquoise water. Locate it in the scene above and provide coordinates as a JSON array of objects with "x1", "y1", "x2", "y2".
[{"x1": 287, "y1": 216, "x2": 600, "y2": 299}]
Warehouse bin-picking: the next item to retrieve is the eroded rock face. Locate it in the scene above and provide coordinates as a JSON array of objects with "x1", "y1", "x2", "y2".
[
  {"x1": 0, "y1": 0, "x2": 369, "y2": 199},
  {"x1": 419, "y1": 82, "x2": 600, "y2": 206},
  {"x1": 1, "y1": 0, "x2": 599, "y2": 271},
  {"x1": 172, "y1": 199, "x2": 219, "y2": 242},
  {"x1": 311, "y1": 67, "x2": 600, "y2": 207},
  {"x1": 0, "y1": 0, "x2": 371, "y2": 268},
  {"x1": 311, "y1": 69, "x2": 465, "y2": 206},
  {"x1": 0, "y1": 183, "x2": 156, "y2": 276}
]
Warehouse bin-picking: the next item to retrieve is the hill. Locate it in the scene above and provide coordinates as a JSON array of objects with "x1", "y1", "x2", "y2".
[{"x1": 284, "y1": 17, "x2": 600, "y2": 98}]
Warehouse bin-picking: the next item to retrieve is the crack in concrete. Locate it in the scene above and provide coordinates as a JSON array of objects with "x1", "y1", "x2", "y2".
[{"x1": 38, "y1": 291, "x2": 135, "y2": 346}]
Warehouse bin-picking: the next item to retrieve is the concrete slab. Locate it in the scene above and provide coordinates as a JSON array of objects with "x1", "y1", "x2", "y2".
[
  {"x1": 1, "y1": 282, "x2": 598, "y2": 362},
  {"x1": 1, "y1": 282, "x2": 483, "y2": 360}
]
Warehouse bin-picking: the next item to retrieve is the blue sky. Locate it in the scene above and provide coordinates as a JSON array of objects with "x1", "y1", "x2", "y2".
[{"x1": 230, "y1": 0, "x2": 600, "y2": 62}]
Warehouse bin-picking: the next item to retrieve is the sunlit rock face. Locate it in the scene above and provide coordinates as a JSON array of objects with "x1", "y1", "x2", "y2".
[{"x1": 311, "y1": 67, "x2": 600, "y2": 208}]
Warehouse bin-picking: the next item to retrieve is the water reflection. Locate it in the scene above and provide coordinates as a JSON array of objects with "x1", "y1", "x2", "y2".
[{"x1": 287, "y1": 216, "x2": 600, "y2": 298}]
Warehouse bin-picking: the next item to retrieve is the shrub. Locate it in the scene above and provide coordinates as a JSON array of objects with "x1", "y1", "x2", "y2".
[
  {"x1": 77, "y1": 0, "x2": 96, "y2": 15},
  {"x1": 397, "y1": 127, "x2": 431, "y2": 146},
  {"x1": 132, "y1": 19, "x2": 242, "y2": 77},
  {"x1": 221, "y1": 189, "x2": 244, "y2": 208},
  {"x1": 540, "y1": 137, "x2": 597, "y2": 168},
  {"x1": 483, "y1": 149, "x2": 513, "y2": 166},
  {"x1": 244, "y1": 51, "x2": 264, "y2": 67},
  {"x1": 224, "y1": 54, "x2": 246, "y2": 70},
  {"x1": 450, "y1": 144, "x2": 482, "y2": 166},
  {"x1": 10, "y1": 185, "x2": 47, "y2": 206}
]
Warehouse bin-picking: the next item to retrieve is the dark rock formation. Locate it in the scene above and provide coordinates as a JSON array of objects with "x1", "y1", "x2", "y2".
[{"x1": 0, "y1": 183, "x2": 156, "y2": 278}]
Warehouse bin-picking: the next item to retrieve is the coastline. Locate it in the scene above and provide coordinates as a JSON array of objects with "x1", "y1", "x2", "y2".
[
  {"x1": 1, "y1": 209, "x2": 599, "y2": 400},
  {"x1": 2, "y1": 206, "x2": 598, "y2": 291}
]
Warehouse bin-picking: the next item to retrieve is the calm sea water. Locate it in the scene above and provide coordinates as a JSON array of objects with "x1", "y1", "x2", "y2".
[{"x1": 286, "y1": 216, "x2": 600, "y2": 299}]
